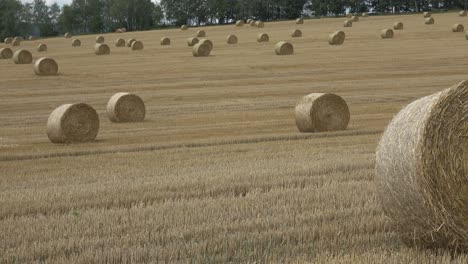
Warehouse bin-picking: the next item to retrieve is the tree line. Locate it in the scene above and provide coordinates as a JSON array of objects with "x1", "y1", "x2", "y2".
[{"x1": 1, "y1": 0, "x2": 467, "y2": 40}]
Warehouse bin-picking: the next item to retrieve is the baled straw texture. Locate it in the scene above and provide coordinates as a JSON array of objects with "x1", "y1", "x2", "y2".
[
  {"x1": 362, "y1": 12, "x2": 369, "y2": 17},
  {"x1": 375, "y1": 80, "x2": 468, "y2": 251},
  {"x1": 343, "y1": 20, "x2": 352, "y2": 27},
  {"x1": 192, "y1": 43, "x2": 211, "y2": 57},
  {"x1": 106, "y1": 93, "x2": 146, "y2": 122},
  {"x1": 255, "y1": 21, "x2": 264, "y2": 28},
  {"x1": 250, "y1": 20, "x2": 256, "y2": 26},
  {"x1": 236, "y1": 20, "x2": 244, "y2": 27},
  {"x1": 11, "y1": 39, "x2": 20, "y2": 46},
  {"x1": 4, "y1": 37, "x2": 13, "y2": 44},
  {"x1": 181, "y1": 25, "x2": 189, "y2": 30},
  {"x1": 187, "y1": 37, "x2": 199, "y2": 46},
  {"x1": 13, "y1": 49, "x2": 32, "y2": 64},
  {"x1": 64, "y1": 32, "x2": 72, "y2": 38},
  {"x1": 199, "y1": 39, "x2": 213, "y2": 51},
  {"x1": 115, "y1": 38, "x2": 125, "y2": 47},
  {"x1": 296, "y1": 18, "x2": 304, "y2": 24},
  {"x1": 425, "y1": 17, "x2": 435, "y2": 24},
  {"x1": 393, "y1": 22, "x2": 404, "y2": 30},
  {"x1": 94, "y1": 43, "x2": 110, "y2": 55},
  {"x1": 351, "y1": 16, "x2": 359, "y2": 22},
  {"x1": 127, "y1": 38, "x2": 136, "y2": 47},
  {"x1": 196, "y1": 30, "x2": 206, "y2": 37},
  {"x1": 96, "y1": 35, "x2": 105, "y2": 43},
  {"x1": 0, "y1": 48, "x2": 13, "y2": 59},
  {"x1": 381, "y1": 29, "x2": 394, "y2": 39},
  {"x1": 452, "y1": 24, "x2": 464, "y2": 32},
  {"x1": 72, "y1": 39, "x2": 81, "y2": 47},
  {"x1": 295, "y1": 93, "x2": 350, "y2": 132},
  {"x1": 257, "y1": 33, "x2": 269, "y2": 42},
  {"x1": 226, "y1": 35, "x2": 238, "y2": 44},
  {"x1": 247, "y1": 19, "x2": 253, "y2": 24},
  {"x1": 47, "y1": 103, "x2": 99, "y2": 144},
  {"x1": 34, "y1": 57, "x2": 58, "y2": 76},
  {"x1": 37, "y1": 43, "x2": 47, "y2": 52},
  {"x1": 423, "y1": 11, "x2": 431, "y2": 18},
  {"x1": 274, "y1": 41, "x2": 294, "y2": 55},
  {"x1": 460, "y1": 10, "x2": 467, "y2": 17},
  {"x1": 328, "y1": 31, "x2": 346, "y2": 45},
  {"x1": 131, "y1": 40, "x2": 144, "y2": 50},
  {"x1": 160, "y1": 37, "x2": 171, "y2": 46},
  {"x1": 291, "y1": 29, "x2": 302, "y2": 38}
]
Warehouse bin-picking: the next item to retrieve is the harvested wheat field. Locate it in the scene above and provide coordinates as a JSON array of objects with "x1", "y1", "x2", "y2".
[{"x1": 0, "y1": 12, "x2": 467, "y2": 263}]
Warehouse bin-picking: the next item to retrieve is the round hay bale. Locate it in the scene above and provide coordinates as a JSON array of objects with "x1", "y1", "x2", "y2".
[
  {"x1": 226, "y1": 35, "x2": 238, "y2": 44},
  {"x1": 351, "y1": 16, "x2": 359, "y2": 22},
  {"x1": 393, "y1": 22, "x2": 404, "y2": 30},
  {"x1": 375, "y1": 80, "x2": 468, "y2": 250},
  {"x1": 346, "y1": 13, "x2": 353, "y2": 18},
  {"x1": 121, "y1": 28, "x2": 127, "y2": 32},
  {"x1": 425, "y1": 17, "x2": 435, "y2": 25},
  {"x1": 295, "y1": 93, "x2": 350, "y2": 132},
  {"x1": 37, "y1": 43, "x2": 47, "y2": 52},
  {"x1": 343, "y1": 20, "x2": 352, "y2": 27},
  {"x1": 106, "y1": 93, "x2": 146, "y2": 123},
  {"x1": 13, "y1": 49, "x2": 32, "y2": 64},
  {"x1": 28, "y1": 35, "x2": 37, "y2": 41},
  {"x1": 96, "y1": 35, "x2": 105, "y2": 43},
  {"x1": 127, "y1": 38, "x2": 136, "y2": 47},
  {"x1": 192, "y1": 42, "x2": 211, "y2": 57},
  {"x1": 196, "y1": 30, "x2": 206, "y2": 38},
  {"x1": 199, "y1": 39, "x2": 213, "y2": 51},
  {"x1": 236, "y1": 20, "x2": 244, "y2": 27},
  {"x1": 362, "y1": 12, "x2": 369, "y2": 17},
  {"x1": 115, "y1": 38, "x2": 126, "y2": 47},
  {"x1": 247, "y1": 19, "x2": 253, "y2": 24},
  {"x1": 11, "y1": 39, "x2": 20, "y2": 46},
  {"x1": 460, "y1": 10, "x2": 467, "y2": 17},
  {"x1": 423, "y1": 11, "x2": 431, "y2": 18},
  {"x1": 181, "y1": 25, "x2": 189, "y2": 30},
  {"x1": 47, "y1": 103, "x2": 99, "y2": 144},
  {"x1": 257, "y1": 33, "x2": 269, "y2": 42},
  {"x1": 296, "y1": 18, "x2": 304, "y2": 24},
  {"x1": 64, "y1": 32, "x2": 72, "y2": 38},
  {"x1": 255, "y1": 21, "x2": 264, "y2": 28},
  {"x1": 34, "y1": 57, "x2": 58, "y2": 76},
  {"x1": 452, "y1": 24, "x2": 464, "y2": 32},
  {"x1": 4, "y1": 37, "x2": 13, "y2": 44},
  {"x1": 131, "y1": 40, "x2": 144, "y2": 51},
  {"x1": 250, "y1": 20, "x2": 256, "y2": 26},
  {"x1": 274, "y1": 41, "x2": 293, "y2": 55},
  {"x1": 0, "y1": 48, "x2": 13, "y2": 59},
  {"x1": 72, "y1": 39, "x2": 81, "y2": 47},
  {"x1": 291, "y1": 29, "x2": 302, "y2": 38},
  {"x1": 328, "y1": 31, "x2": 346, "y2": 45},
  {"x1": 160, "y1": 37, "x2": 171, "y2": 46},
  {"x1": 94, "y1": 43, "x2": 110, "y2": 55},
  {"x1": 116, "y1": 28, "x2": 123, "y2": 33},
  {"x1": 187, "y1": 37, "x2": 199, "y2": 46},
  {"x1": 381, "y1": 28, "x2": 394, "y2": 39}
]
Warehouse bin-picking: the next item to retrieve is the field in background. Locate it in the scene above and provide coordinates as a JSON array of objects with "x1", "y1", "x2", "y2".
[{"x1": 1, "y1": 12, "x2": 467, "y2": 263}]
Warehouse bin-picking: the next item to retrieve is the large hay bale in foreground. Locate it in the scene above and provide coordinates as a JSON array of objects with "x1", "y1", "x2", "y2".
[
  {"x1": 34, "y1": 57, "x2": 58, "y2": 76},
  {"x1": 425, "y1": 17, "x2": 435, "y2": 24},
  {"x1": 37, "y1": 43, "x2": 47, "y2": 52},
  {"x1": 4, "y1": 37, "x2": 13, "y2": 44},
  {"x1": 375, "y1": 80, "x2": 468, "y2": 250},
  {"x1": 47, "y1": 103, "x2": 99, "y2": 144},
  {"x1": 226, "y1": 35, "x2": 238, "y2": 44},
  {"x1": 192, "y1": 43, "x2": 211, "y2": 57},
  {"x1": 127, "y1": 38, "x2": 136, "y2": 47},
  {"x1": 452, "y1": 24, "x2": 464, "y2": 32},
  {"x1": 381, "y1": 28, "x2": 394, "y2": 39},
  {"x1": 274, "y1": 41, "x2": 293, "y2": 55},
  {"x1": 423, "y1": 11, "x2": 431, "y2": 18},
  {"x1": 296, "y1": 18, "x2": 304, "y2": 24},
  {"x1": 343, "y1": 20, "x2": 352, "y2": 27},
  {"x1": 96, "y1": 35, "x2": 105, "y2": 43},
  {"x1": 64, "y1": 32, "x2": 72, "y2": 38},
  {"x1": 255, "y1": 21, "x2": 264, "y2": 28},
  {"x1": 115, "y1": 38, "x2": 126, "y2": 47},
  {"x1": 257, "y1": 33, "x2": 269, "y2": 42},
  {"x1": 328, "y1": 31, "x2": 346, "y2": 45},
  {"x1": 236, "y1": 20, "x2": 244, "y2": 27},
  {"x1": 131, "y1": 40, "x2": 144, "y2": 50},
  {"x1": 393, "y1": 22, "x2": 404, "y2": 30},
  {"x1": 13, "y1": 50, "x2": 32, "y2": 64},
  {"x1": 295, "y1": 93, "x2": 350, "y2": 132},
  {"x1": 187, "y1": 37, "x2": 199, "y2": 46},
  {"x1": 72, "y1": 39, "x2": 81, "y2": 47},
  {"x1": 160, "y1": 37, "x2": 171, "y2": 46},
  {"x1": 291, "y1": 29, "x2": 302, "y2": 38},
  {"x1": 181, "y1": 25, "x2": 189, "y2": 30},
  {"x1": 460, "y1": 10, "x2": 467, "y2": 17},
  {"x1": 0, "y1": 48, "x2": 13, "y2": 59},
  {"x1": 94, "y1": 43, "x2": 110, "y2": 55},
  {"x1": 199, "y1": 39, "x2": 213, "y2": 51},
  {"x1": 196, "y1": 30, "x2": 206, "y2": 37},
  {"x1": 106, "y1": 93, "x2": 146, "y2": 122}
]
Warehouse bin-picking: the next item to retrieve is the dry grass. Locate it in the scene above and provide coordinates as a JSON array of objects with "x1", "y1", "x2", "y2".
[{"x1": 0, "y1": 12, "x2": 467, "y2": 263}]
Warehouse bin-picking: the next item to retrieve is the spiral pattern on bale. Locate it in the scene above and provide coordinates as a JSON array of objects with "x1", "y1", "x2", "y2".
[
  {"x1": 250, "y1": 20, "x2": 256, "y2": 26},
  {"x1": 192, "y1": 43, "x2": 211, "y2": 57},
  {"x1": 381, "y1": 29, "x2": 394, "y2": 39},
  {"x1": 13, "y1": 50, "x2": 32, "y2": 64},
  {"x1": 196, "y1": 30, "x2": 206, "y2": 38},
  {"x1": 296, "y1": 18, "x2": 304, "y2": 24},
  {"x1": 452, "y1": 24, "x2": 464, "y2": 32},
  {"x1": 257, "y1": 33, "x2": 269, "y2": 42},
  {"x1": 236, "y1": 20, "x2": 244, "y2": 27},
  {"x1": 160, "y1": 37, "x2": 171, "y2": 46},
  {"x1": 64, "y1": 32, "x2": 72, "y2": 38},
  {"x1": 226, "y1": 35, "x2": 238, "y2": 44},
  {"x1": 295, "y1": 93, "x2": 350, "y2": 133},
  {"x1": 72, "y1": 39, "x2": 81, "y2": 47},
  {"x1": 255, "y1": 21, "x2": 264, "y2": 28},
  {"x1": 274, "y1": 41, "x2": 294, "y2": 55},
  {"x1": 115, "y1": 38, "x2": 126, "y2": 47},
  {"x1": 127, "y1": 38, "x2": 136, "y2": 47},
  {"x1": 37, "y1": 43, "x2": 47, "y2": 52},
  {"x1": 425, "y1": 17, "x2": 435, "y2": 24},
  {"x1": 328, "y1": 31, "x2": 346, "y2": 45},
  {"x1": 343, "y1": 20, "x2": 352, "y2": 27},
  {"x1": 131, "y1": 41, "x2": 144, "y2": 51},
  {"x1": 291, "y1": 29, "x2": 302, "y2": 38},
  {"x1": 375, "y1": 80, "x2": 468, "y2": 251},
  {"x1": 187, "y1": 37, "x2": 199, "y2": 47},
  {"x1": 0, "y1": 48, "x2": 13, "y2": 59},
  {"x1": 96, "y1": 35, "x2": 105, "y2": 44},
  {"x1": 198, "y1": 39, "x2": 213, "y2": 51},
  {"x1": 106, "y1": 93, "x2": 146, "y2": 123},
  {"x1": 4, "y1": 37, "x2": 13, "y2": 44},
  {"x1": 11, "y1": 39, "x2": 20, "y2": 46},
  {"x1": 94, "y1": 43, "x2": 110, "y2": 55},
  {"x1": 393, "y1": 22, "x2": 404, "y2": 30},
  {"x1": 34, "y1": 57, "x2": 58, "y2": 76}
]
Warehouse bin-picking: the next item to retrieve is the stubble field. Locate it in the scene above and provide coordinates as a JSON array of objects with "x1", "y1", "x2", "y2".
[{"x1": 1, "y1": 12, "x2": 467, "y2": 263}]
